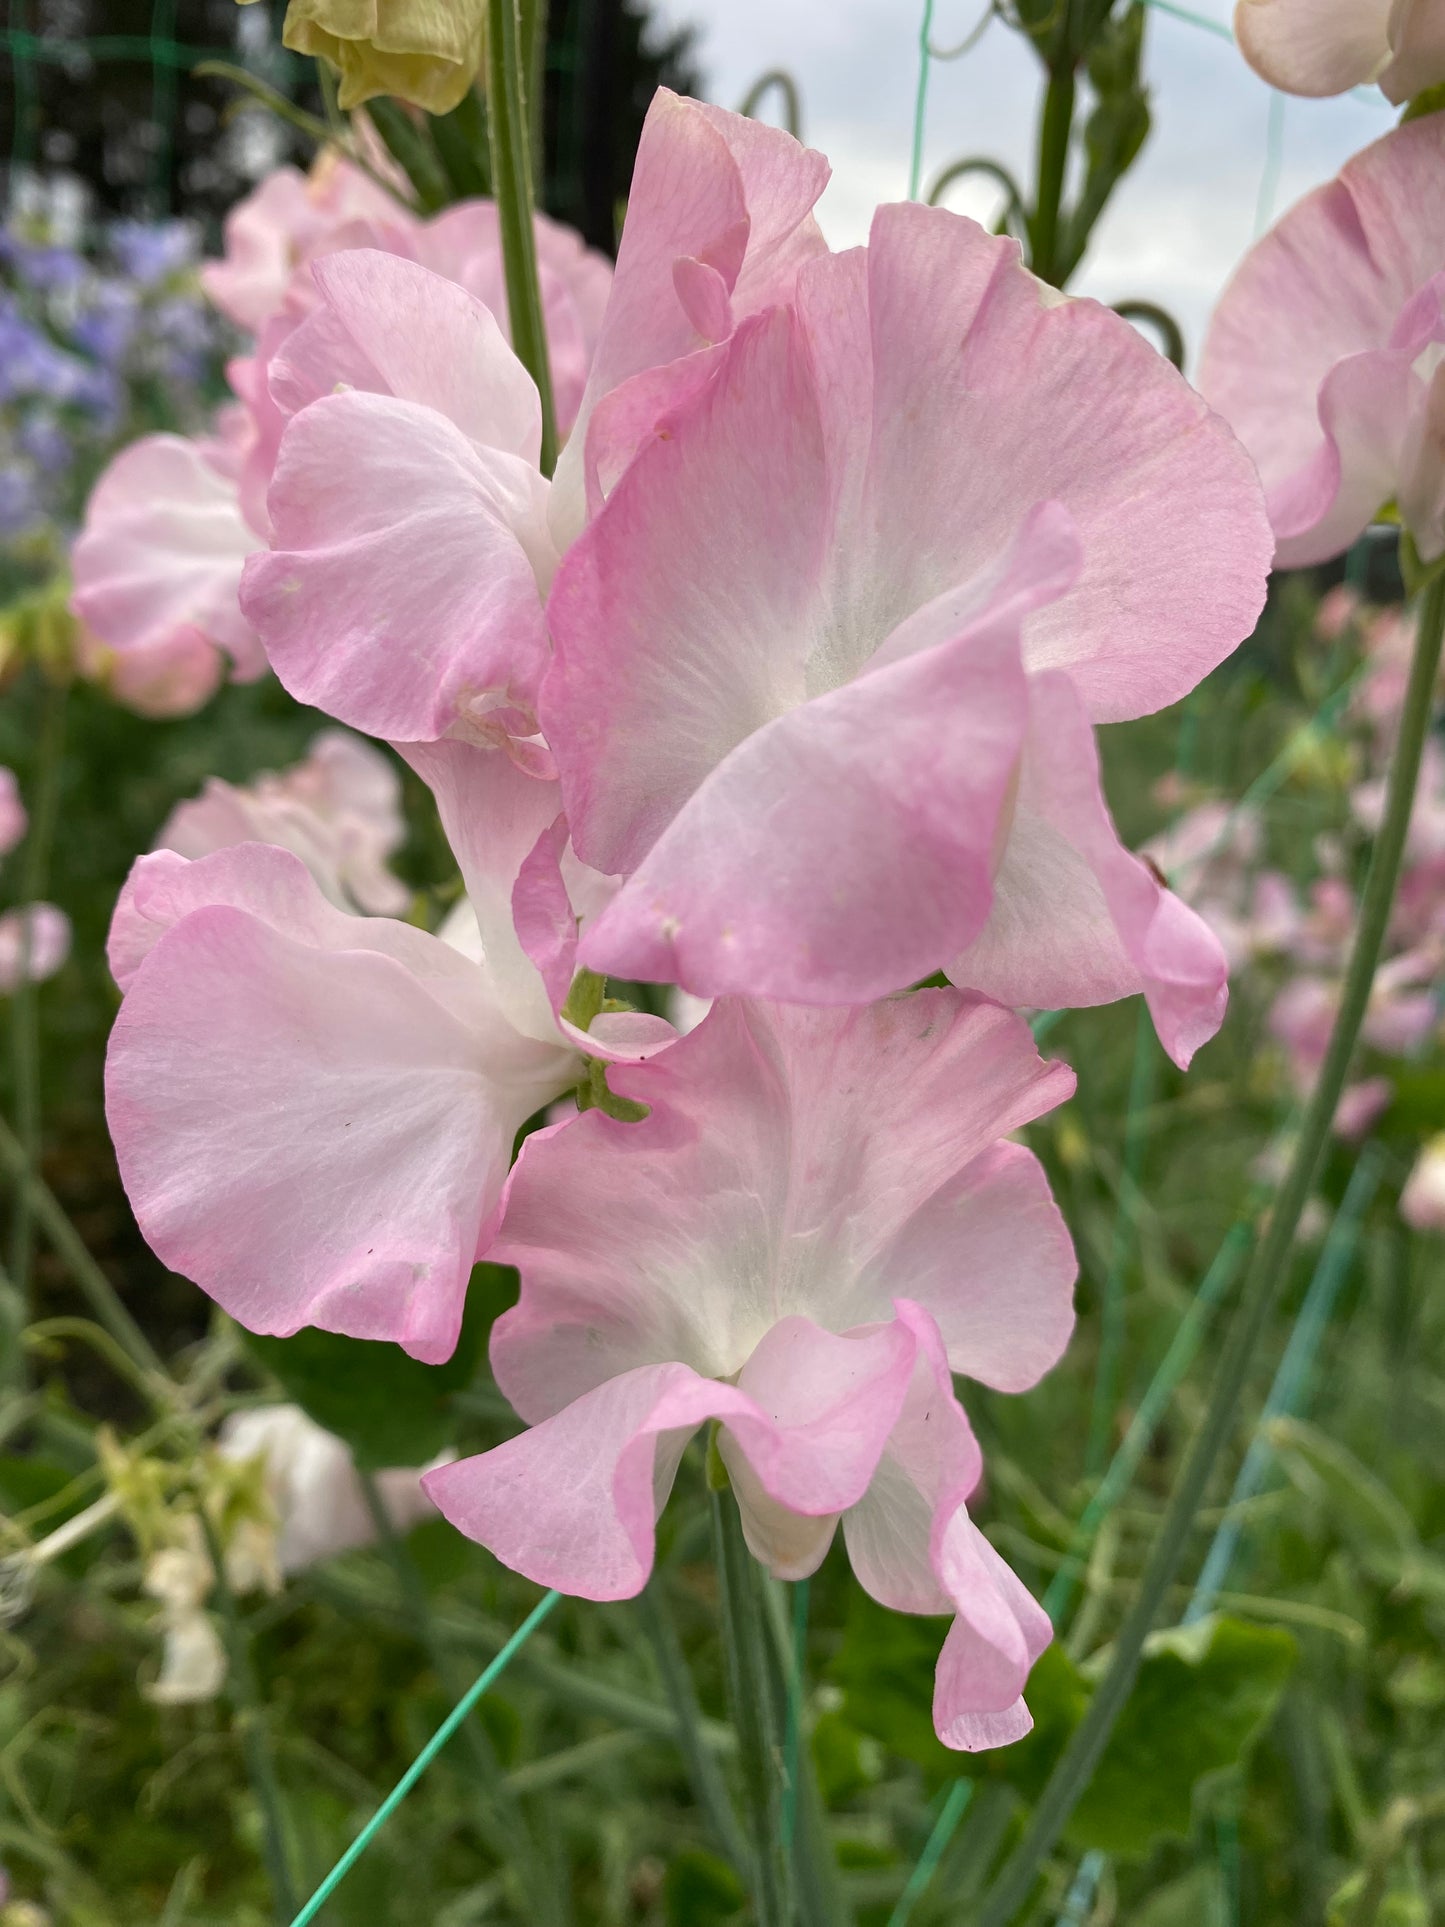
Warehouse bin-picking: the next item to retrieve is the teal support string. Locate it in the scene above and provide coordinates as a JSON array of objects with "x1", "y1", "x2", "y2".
[
  {"x1": 887, "y1": 1778, "x2": 974, "y2": 1927},
  {"x1": 286, "y1": 1589, "x2": 563, "y2": 1927},
  {"x1": 908, "y1": 0, "x2": 936, "y2": 200}
]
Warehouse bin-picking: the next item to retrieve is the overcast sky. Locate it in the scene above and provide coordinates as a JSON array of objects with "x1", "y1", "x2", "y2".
[{"x1": 649, "y1": 0, "x2": 1393, "y2": 367}]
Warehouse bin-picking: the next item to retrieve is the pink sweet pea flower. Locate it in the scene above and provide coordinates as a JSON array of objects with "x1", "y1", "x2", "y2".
[
  {"x1": 544, "y1": 204, "x2": 1270, "y2": 1064},
  {"x1": 1235, "y1": 0, "x2": 1445, "y2": 104},
  {"x1": 199, "y1": 152, "x2": 410, "y2": 332},
  {"x1": 105, "y1": 741, "x2": 672, "y2": 1364},
  {"x1": 241, "y1": 251, "x2": 559, "y2": 745},
  {"x1": 0, "y1": 769, "x2": 24, "y2": 859},
  {"x1": 426, "y1": 990, "x2": 1078, "y2": 1750},
  {"x1": 1200, "y1": 115, "x2": 1445, "y2": 569},
  {"x1": 70, "y1": 425, "x2": 269, "y2": 711},
  {"x1": 156, "y1": 729, "x2": 410, "y2": 916},
  {"x1": 0, "y1": 903, "x2": 71, "y2": 994}
]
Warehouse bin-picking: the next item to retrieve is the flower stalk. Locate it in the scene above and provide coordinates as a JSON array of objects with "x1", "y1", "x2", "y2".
[
  {"x1": 978, "y1": 561, "x2": 1445, "y2": 1925},
  {"x1": 486, "y1": 0, "x2": 558, "y2": 475}
]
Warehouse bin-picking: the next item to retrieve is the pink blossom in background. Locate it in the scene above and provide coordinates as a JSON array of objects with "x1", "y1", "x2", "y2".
[
  {"x1": 1200, "y1": 115, "x2": 1445, "y2": 568},
  {"x1": 426, "y1": 991, "x2": 1077, "y2": 1750},
  {"x1": 105, "y1": 740, "x2": 671, "y2": 1365},
  {"x1": 0, "y1": 903, "x2": 71, "y2": 994},
  {"x1": 1401, "y1": 1134, "x2": 1445, "y2": 1231},
  {"x1": 1355, "y1": 739, "x2": 1445, "y2": 864},
  {"x1": 1234, "y1": 0, "x2": 1445, "y2": 103},
  {"x1": 72, "y1": 147, "x2": 613, "y2": 720},
  {"x1": 0, "y1": 769, "x2": 24, "y2": 858},
  {"x1": 156, "y1": 729, "x2": 410, "y2": 916},
  {"x1": 219, "y1": 1404, "x2": 446, "y2": 1572},
  {"x1": 545, "y1": 201, "x2": 1270, "y2": 1063}
]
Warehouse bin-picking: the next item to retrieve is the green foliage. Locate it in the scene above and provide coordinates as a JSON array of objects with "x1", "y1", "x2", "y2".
[
  {"x1": 242, "y1": 1263, "x2": 518, "y2": 1468},
  {"x1": 663, "y1": 1849, "x2": 747, "y2": 1923}
]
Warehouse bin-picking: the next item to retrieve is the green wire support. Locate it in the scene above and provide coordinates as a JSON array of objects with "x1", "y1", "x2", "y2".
[
  {"x1": 286, "y1": 1590, "x2": 563, "y2": 1927},
  {"x1": 908, "y1": 0, "x2": 937, "y2": 200}
]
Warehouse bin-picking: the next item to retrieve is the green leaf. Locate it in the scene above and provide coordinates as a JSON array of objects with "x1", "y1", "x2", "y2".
[
  {"x1": 1066, "y1": 1616, "x2": 1297, "y2": 1856},
  {"x1": 1133, "y1": 1865, "x2": 1228, "y2": 1927},
  {"x1": 663, "y1": 1850, "x2": 746, "y2": 1925},
  {"x1": 241, "y1": 1263, "x2": 517, "y2": 1470},
  {"x1": 829, "y1": 1587, "x2": 955, "y2": 1788}
]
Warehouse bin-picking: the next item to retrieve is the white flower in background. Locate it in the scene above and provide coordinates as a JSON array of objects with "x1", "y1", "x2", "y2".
[
  {"x1": 218, "y1": 1404, "x2": 444, "y2": 1573},
  {"x1": 141, "y1": 1539, "x2": 227, "y2": 1707},
  {"x1": 1401, "y1": 1134, "x2": 1445, "y2": 1232}
]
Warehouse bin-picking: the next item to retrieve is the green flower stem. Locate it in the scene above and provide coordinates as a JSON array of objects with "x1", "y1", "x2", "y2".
[
  {"x1": 760, "y1": 1574, "x2": 851, "y2": 1927},
  {"x1": 635, "y1": 1580, "x2": 750, "y2": 1872},
  {"x1": 356, "y1": 1475, "x2": 568, "y2": 1926},
  {"x1": 200, "y1": 1511, "x2": 300, "y2": 1924},
  {"x1": 0, "y1": 1112, "x2": 169, "y2": 1391},
  {"x1": 978, "y1": 565, "x2": 1445, "y2": 1927},
  {"x1": 711, "y1": 1488, "x2": 792, "y2": 1926},
  {"x1": 487, "y1": 0, "x2": 558, "y2": 475},
  {"x1": 1028, "y1": 60, "x2": 1076, "y2": 285}
]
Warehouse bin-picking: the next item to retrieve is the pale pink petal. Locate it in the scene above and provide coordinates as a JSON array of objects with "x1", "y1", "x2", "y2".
[
  {"x1": 0, "y1": 903, "x2": 70, "y2": 992},
  {"x1": 932, "y1": 1515, "x2": 1053, "y2": 1750},
  {"x1": 1234, "y1": 0, "x2": 1394, "y2": 96},
  {"x1": 242, "y1": 392, "x2": 552, "y2": 741},
  {"x1": 550, "y1": 88, "x2": 829, "y2": 541},
  {"x1": 0, "y1": 768, "x2": 26, "y2": 859},
  {"x1": 948, "y1": 670, "x2": 1230, "y2": 1069},
  {"x1": 1380, "y1": 0, "x2": 1445, "y2": 102},
  {"x1": 80, "y1": 623, "x2": 226, "y2": 720},
  {"x1": 271, "y1": 251, "x2": 542, "y2": 464},
  {"x1": 106, "y1": 846, "x2": 575, "y2": 1360},
  {"x1": 1200, "y1": 117, "x2": 1445, "y2": 565},
  {"x1": 424, "y1": 1362, "x2": 751, "y2": 1597},
  {"x1": 857, "y1": 203, "x2": 1272, "y2": 722},
  {"x1": 71, "y1": 434, "x2": 266, "y2": 681},
  {"x1": 488, "y1": 992, "x2": 1074, "y2": 1421}
]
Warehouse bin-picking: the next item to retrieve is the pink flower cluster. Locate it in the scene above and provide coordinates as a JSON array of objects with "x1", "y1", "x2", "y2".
[
  {"x1": 0, "y1": 766, "x2": 70, "y2": 995},
  {"x1": 93, "y1": 93, "x2": 1444, "y2": 1745}
]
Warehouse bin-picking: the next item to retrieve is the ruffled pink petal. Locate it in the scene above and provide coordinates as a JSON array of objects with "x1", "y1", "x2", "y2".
[
  {"x1": 948, "y1": 669, "x2": 1230, "y2": 1069},
  {"x1": 856, "y1": 204, "x2": 1272, "y2": 722},
  {"x1": 271, "y1": 250, "x2": 542, "y2": 464},
  {"x1": 71, "y1": 434, "x2": 266, "y2": 681},
  {"x1": 242, "y1": 392, "x2": 553, "y2": 741},
  {"x1": 488, "y1": 992, "x2": 1074, "y2": 1422},
  {"x1": 550, "y1": 88, "x2": 829, "y2": 541},
  {"x1": 106, "y1": 846, "x2": 575, "y2": 1361},
  {"x1": 424, "y1": 1362, "x2": 754, "y2": 1597},
  {"x1": 1234, "y1": 0, "x2": 1394, "y2": 96},
  {"x1": 932, "y1": 1515, "x2": 1053, "y2": 1750},
  {"x1": 1200, "y1": 116, "x2": 1445, "y2": 564}
]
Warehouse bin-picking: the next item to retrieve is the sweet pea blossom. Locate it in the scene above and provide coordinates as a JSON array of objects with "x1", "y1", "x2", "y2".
[
  {"x1": 0, "y1": 766, "x2": 71, "y2": 994},
  {"x1": 72, "y1": 153, "x2": 611, "y2": 718},
  {"x1": 105, "y1": 741, "x2": 671, "y2": 1363},
  {"x1": 543, "y1": 201, "x2": 1271, "y2": 1063},
  {"x1": 218, "y1": 1404, "x2": 444, "y2": 1572},
  {"x1": 427, "y1": 990, "x2": 1077, "y2": 1750},
  {"x1": 241, "y1": 92, "x2": 829, "y2": 747},
  {"x1": 156, "y1": 728, "x2": 410, "y2": 916},
  {"x1": 1200, "y1": 114, "x2": 1445, "y2": 569},
  {"x1": 1234, "y1": 0, "x2": 1445, "y2": 103}
]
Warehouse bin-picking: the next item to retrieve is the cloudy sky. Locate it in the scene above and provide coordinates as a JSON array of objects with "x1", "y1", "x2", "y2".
[{"x1": 649, "y1": 0, "x2": 1393, "y2": 368}]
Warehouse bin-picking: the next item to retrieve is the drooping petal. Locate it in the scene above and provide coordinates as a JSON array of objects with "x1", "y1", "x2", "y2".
[
  {"x1": 242, "y1": 391, "x2": 553, "y2": 741},
  {"x1": 424, "y1": 1361, "x2": 751, "y2": 1597},
  {"x1": 1234, "y1": 0, "x2": 1394, "y2": 96},
  {"x1": 932, "y1": 1512, "x2": 1053, "y2": 1750},
  {"x1": 106, "y1": 845, "x2": 575, "y2": 1362},
  {"x1": 71, "y1": 434, "x2": 266, "y2": 682},
  {"x1": 487, "y1": 992, "x2": 1074, "y2": 1421},
  {"x1": 948, "y1": 670, "x2": 1230, "y2": 1069}
]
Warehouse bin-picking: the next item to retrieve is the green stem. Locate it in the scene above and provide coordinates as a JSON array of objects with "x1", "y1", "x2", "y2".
[
  {"x1": 978, "y1": 567, "x2": 1445, "y2": 1926},
  {"x1": 487, "y1": 0, "x2": 558, "y2": 475},
  {"x1": 711, "y1": 1489, "x2": 791, "y2": 1926},
  {"x1": 0, "y1": 1113, "x2": 169, "y2": 1390},
  {"x1": 1028, "y1": 62, "x2": 1076, "y2": 285},
  {"x1": 357, "y1": 1476, "x2": 568, "y2": 1925},
  {"x1": 8, "y1": 676, "x2": 66, "y2": 1313},
  {"x1": 635, "y1": 1581, "x2": 750, "y2": 1873},
  {"x1": 200, "y1": 1511, "x2": 299, "y2": 1923},
  {"x1": 520, "y1": 0, "x2": 548, "y2": 200},
  {"x1": 761, "y1": 1576, "x2": 851, "y2": 1927}
]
